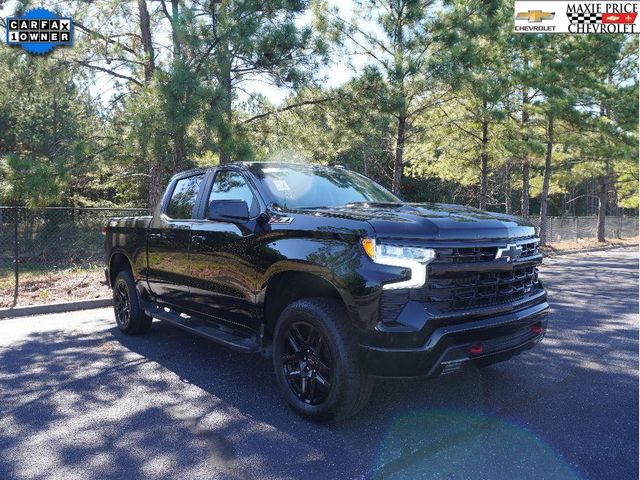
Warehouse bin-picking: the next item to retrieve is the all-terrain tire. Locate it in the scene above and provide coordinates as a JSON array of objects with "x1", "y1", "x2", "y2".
[
  {"x1": 113, "y1": 270, "x2": 152, "y2": 335},
  {"x1": 272, "y1": 297, "x2": 373, "y2": 422}
]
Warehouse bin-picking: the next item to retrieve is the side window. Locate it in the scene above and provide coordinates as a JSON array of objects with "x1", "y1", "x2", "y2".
[
  {"x1": 209, "y1": 170, "x2": 259, "y2": 217},
  {"x1": 166, "y1": 174, "x2": 204, "y2": 219}
]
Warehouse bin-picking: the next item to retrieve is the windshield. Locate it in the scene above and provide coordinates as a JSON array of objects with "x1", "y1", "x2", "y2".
[{"x1": 251, "y1": 164, "x2": 400, "y2": 209}]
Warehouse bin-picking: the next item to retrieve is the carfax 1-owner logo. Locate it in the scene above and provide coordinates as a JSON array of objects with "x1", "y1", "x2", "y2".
[
  {"x1": 5, "y1": 8, "x2": 73, "y2": 54},
  {"x1": 514, "y1": 1, "x2": 640, "y2": 33}
]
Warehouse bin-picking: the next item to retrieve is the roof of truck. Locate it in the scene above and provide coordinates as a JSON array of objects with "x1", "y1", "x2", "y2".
[{"x1": 173, "y1": 162, "x2": 345, "y2": 179}]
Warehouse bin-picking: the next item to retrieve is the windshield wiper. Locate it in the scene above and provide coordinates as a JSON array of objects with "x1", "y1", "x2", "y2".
[{"x1": 344, "y1": 201, "x2": 400, "y2": 208}]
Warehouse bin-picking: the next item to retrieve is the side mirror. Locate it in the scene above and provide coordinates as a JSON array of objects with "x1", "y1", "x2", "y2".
[{"x1": 208, "y1": 200, "x2": 249, "y2": 223}]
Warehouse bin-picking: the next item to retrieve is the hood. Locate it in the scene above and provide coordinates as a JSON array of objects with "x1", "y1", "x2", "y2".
[{"x1": 289, "y1": 203, "x2": 536, "y2": 241}]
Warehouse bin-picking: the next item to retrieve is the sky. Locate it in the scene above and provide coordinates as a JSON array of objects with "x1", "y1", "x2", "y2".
[{"x1": 0, "y1": 0, "x2": 364, "y2": 106}]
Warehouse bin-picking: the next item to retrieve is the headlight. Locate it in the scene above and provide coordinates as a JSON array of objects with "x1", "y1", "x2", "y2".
[{"x1": 361, "y1": 238, "x2": 435, "y2": 290}]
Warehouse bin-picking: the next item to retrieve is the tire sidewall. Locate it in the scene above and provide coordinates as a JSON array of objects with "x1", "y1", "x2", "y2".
[
  {"x1": 113, "y1": 270, "x2": 146, "y2": 334},
  {"x1": 272, "y1": 300, "x2": 354, "y2": 420}
]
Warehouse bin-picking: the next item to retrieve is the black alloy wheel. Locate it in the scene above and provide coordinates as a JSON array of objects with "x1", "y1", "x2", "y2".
[
  {"x1": 114, "y1": 279, "x2": 131, "y2": 330},
  {"x1": 272, "y1": 297, "x2": 373, "y2": 422},
  {"x1": 112, "y1": 270, "x2": 152, "y2": 335},
  {"x1": 280, "y1": 320, "x2": 334, "y2": 405}
]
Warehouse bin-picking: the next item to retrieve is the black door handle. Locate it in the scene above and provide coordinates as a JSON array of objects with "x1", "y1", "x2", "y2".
[
  {"x1": 191, "y1": 234, "x2": 206, "y2": 243},
  {"x1": 149, "y1": 232, "x2": 163, "y2": 240}
]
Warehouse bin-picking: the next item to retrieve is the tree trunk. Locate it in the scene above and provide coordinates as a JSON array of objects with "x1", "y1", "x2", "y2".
[
  {"x1": 538, "y1": 113, "x2": 554, "y2": 245},
  {"x1": 214, "y1": 13, "x2": 233, "y2": 166},
  {"x1": 172, "y1": 130, "x2": 186, "y2": 172},
  {"x1": 167, "y1": 0, "x2": 188, "y2": 172},
  {"x1": 521, "y1": 161, "x2": 530, "y2": 216},
  {"x1": 207, "y1": 0, "x2": 232, "y2": 165},
  {"x1": 596, "y1": 174, "x2": 608, "y2": 243},
  {"x1": 138, "y1": 0, "x2": 155, "y2": 83},
  {"x1": 479, "y1": 113, "x2": 489, "y2": 210},
  {"x1": 520, "y1": 87, "x2": 530, "y2": 217},
  {"x1": 170, "y1": 0, "x2": 182, "y2": 59},
  {"x1": 138, "y1": 0, "x2": 161, "y2": 211},
  {"x1": 362, "y1": 145, "x2": 368, "y2": 177},
  {"x1": 596, "y1": 104, "x2": 609, "y2": 243},
  {"x1": 218, "y1": 66, "x2": 233, "y2": 165},
  {"x1": 148, "y1": 160, "x2": 162, "y2": 213},
  {"x1": 391, "y1": 114, "x2": 406, "y2": 195},
  {"x1": 505, "y1": 161, "x2": 512, "y2": 214},
  {"x1": 383, "y1": 131, "x2": 395, "y2": 187}
]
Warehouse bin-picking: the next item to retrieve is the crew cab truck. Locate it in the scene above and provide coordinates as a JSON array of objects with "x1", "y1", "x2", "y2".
[{"x1": 104, "y1": 163, "x2": 548, "y2": 421}]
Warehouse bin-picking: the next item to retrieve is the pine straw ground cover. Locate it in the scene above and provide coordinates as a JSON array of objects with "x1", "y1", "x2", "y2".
[
  {"x1": 540, "y1": 237, "x2": 638, "y2": 255},
  {"x1": 0, "y1": 266, "x2": 108, "y2": 308},
  {"x1": 0, "y1": 237, "x2": 637, "y2": 307}
]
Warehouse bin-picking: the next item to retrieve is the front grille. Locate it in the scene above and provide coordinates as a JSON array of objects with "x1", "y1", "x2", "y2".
[
  {"x1": 436, "y1": 240, "x2": 539, "y2": 263},
  {"x1": 436, "y1": 246, "x2": 497, "y2": 263},
  {"x1": 423, "y1": 264, "x2": 539, "y2": 311},
  {"x1": 520, "y1": 241, "x2": 538, "y2": 258},
  {"x1": 379, "y1": 238, "x2": 543, "y2": 322}
]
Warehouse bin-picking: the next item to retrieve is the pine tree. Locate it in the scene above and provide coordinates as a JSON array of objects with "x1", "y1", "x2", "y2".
[{"x1": 323, "y1": 0, "x2": 462, "y2": 194}]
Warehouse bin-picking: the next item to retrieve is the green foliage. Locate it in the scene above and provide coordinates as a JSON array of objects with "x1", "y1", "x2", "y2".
[
  {"x1": 0, "y1": 49, "x2": 104, "y2": 206},
  {"x1": 0, "y1": 0, "x2": 636, "y2": 218}
]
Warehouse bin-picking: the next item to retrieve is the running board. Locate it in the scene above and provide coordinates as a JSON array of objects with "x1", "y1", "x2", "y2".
[{"x1": 145, "y1": 306, "x2": 259, "y2": 353}]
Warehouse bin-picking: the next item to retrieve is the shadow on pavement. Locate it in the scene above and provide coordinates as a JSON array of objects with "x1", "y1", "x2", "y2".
[{"x1": 0, "y1": 250, "x2": 637, "y2": 479}]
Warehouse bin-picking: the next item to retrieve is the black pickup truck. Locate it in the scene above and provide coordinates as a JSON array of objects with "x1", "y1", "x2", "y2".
[{"x1": 104, "y1": 162, "x2": 548, "y2": 421}]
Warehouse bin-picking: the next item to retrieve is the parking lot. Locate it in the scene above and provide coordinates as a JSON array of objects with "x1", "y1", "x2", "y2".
[{"x1": 0, "y1": 248, "x2": 637, "y2": 480}]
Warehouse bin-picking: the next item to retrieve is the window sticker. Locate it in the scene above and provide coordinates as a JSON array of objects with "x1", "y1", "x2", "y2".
[{"x1": 272, "y1": 179, "x2": 291, "y2": 192}]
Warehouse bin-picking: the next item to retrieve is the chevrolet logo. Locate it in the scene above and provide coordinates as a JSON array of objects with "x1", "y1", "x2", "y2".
[
  {"x1": 495, "y1": 244, "x2": 523, "y2": 263},
  {"x1": 516, "y1": 10, "x2": 555, "y2": 22}
]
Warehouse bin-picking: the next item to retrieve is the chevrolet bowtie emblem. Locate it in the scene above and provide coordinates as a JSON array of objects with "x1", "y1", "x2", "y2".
[
  {"x1": 495, "y1": 244, "x2": 523, "y2": 263},
  {"x1": 516, "y1": 10, "x2": 555, "y2": 22}
]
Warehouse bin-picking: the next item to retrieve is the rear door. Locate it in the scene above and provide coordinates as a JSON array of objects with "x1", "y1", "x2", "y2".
[
  {"x1": 147, "y1": 172, "x2": 205, "y2": 308},
  {"x1": 187, "y1": 168, "x2": 262, "y2": 332}
]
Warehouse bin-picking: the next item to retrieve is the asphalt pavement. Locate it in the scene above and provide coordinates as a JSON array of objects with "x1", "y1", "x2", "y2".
[{"x1": 0, "y1": 248, "x2": 637, "y2": 480}]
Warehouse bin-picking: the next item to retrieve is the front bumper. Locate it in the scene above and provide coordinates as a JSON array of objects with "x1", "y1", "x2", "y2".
[{"x1": 360, "y1": 300, "x2": 549, "y2": 378}]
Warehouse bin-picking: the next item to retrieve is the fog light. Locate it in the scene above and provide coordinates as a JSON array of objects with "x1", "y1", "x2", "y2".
[
  {"x1": 469, "y1": 344, "x2": 483, "y2": 355},
  {"x1": 531, "y1": 325, "x2": 545, "y2": 335}
]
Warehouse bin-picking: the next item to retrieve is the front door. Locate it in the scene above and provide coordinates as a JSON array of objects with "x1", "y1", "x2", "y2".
[
  {"x1": 147, "y1": 172, "x2": 205, "y2": 308},
  {"x1": 187, "y1": 169, "x2": 262, "y2": 332}
]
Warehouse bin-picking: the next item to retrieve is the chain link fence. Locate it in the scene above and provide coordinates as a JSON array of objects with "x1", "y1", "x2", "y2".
[
  {"x1": 0, "y1": 207, "x2": 637, "y2": 307},
  {"x1": 527, "y1": 216, "x2": 639, "y2": 243},
  {"x1": 0, "y1": 207, "x2": 147, "y2": 307}
]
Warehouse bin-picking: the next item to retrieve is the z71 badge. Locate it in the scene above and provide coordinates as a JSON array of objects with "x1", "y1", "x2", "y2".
[{"x1": 268, "y1": 216, "x2": 294, "y2": 225}]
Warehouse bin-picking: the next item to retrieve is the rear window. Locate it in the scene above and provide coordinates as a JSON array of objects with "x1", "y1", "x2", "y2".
[{"x1": 166, "y1": 174, "x2": 204, "y2": 219}]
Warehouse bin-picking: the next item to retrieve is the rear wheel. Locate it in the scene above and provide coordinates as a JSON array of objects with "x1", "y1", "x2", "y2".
[
  {"x1": 113, "y1": 270, "x2": 152, "y2": 335},
  {"x1": 273, "y1": 297, "x2": 372, "y2": 422}
]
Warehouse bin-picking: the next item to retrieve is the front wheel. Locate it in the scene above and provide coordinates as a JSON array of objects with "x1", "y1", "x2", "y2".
[
  {"x1": 113, "y1": 270, "x2": 152, "y2": 335},
  {"x1": 272, "y1": 297, "x2": 372, "y2": 422}
]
